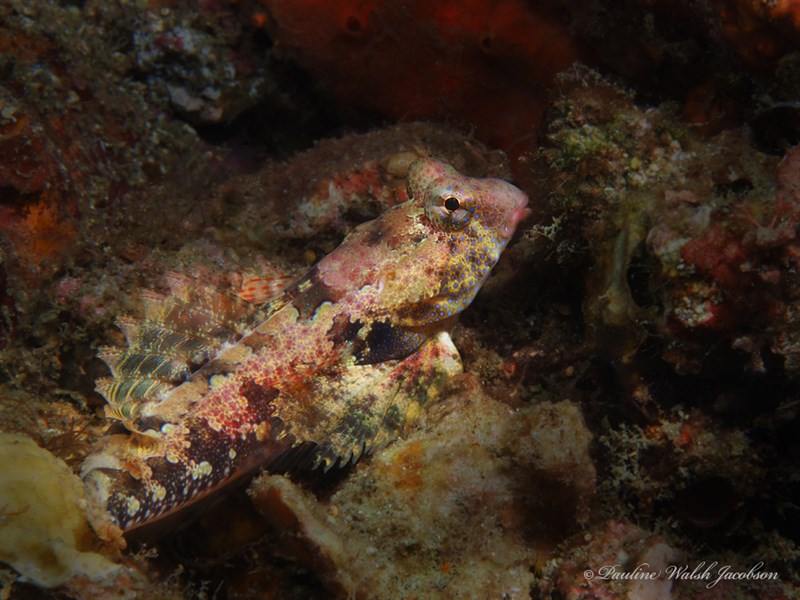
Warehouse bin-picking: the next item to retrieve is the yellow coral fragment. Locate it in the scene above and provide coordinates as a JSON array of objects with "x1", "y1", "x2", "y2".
[{"x1": 0, "y1": 433, "x2": 123, "y2": 588}]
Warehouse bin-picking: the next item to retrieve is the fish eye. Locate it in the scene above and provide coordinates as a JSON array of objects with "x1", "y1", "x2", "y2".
[
  {"x1": 425, "y1": 191, "x2": 475, "y2": 230},
  {"x1": 444, "y1": 196, "x2": 460, "y2": 211}
]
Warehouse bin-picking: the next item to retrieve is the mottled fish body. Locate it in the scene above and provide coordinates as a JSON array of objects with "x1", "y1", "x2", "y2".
[{"x1": 82, "y1": 159, "x2": 529, "y2": 542}]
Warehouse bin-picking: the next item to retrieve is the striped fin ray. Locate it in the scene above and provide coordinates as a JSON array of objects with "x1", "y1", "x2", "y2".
[
  {"x1": 115, "y1": 316, "x2": 210, "y2": 364},
  {"x1": 95, "y1": 376, "x2": 175, "y2": 433},
  {"x1": 97, "y1": 271, "x2": 278, "y2": 432},
  {"x1": 97, "y1": 346, "x2": 190, "y2": 380}
]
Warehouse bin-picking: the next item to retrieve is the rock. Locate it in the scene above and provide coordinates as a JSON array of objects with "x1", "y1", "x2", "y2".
[{"x1": 250, "y1": 385, "x2": 595, "y2": 599}]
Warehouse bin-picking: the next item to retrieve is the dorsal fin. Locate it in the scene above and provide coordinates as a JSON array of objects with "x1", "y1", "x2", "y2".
[{"x1": 96, "y1": 272, "x2": 282, "y2": 432}]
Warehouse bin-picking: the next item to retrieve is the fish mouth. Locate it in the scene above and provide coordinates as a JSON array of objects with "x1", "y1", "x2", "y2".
[{"x1": 510, "y1": 194, "x2": 531, "y2": 229}]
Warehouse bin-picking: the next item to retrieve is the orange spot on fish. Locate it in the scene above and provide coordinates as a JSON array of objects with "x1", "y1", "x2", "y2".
[{"x1": 237, "y1": 274, "x2": 292, "y2": 303}]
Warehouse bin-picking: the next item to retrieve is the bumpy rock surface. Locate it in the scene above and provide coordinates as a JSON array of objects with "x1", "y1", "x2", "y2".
[{"x1": 250, "y1": 386, "x2": 594, "y2": 599}]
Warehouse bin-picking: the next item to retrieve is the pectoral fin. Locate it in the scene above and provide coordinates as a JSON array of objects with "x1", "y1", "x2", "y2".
[{"x1": 270, "y1": 331, "x2": 462, "y2": 470}]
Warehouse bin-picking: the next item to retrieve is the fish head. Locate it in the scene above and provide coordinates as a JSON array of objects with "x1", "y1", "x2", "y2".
[
  {"x1": 390, "y1": 158, "x2": 529, "y2": 325},
  {"x1": 409, "y1": 158, "x2": 530, "y2": 247}
]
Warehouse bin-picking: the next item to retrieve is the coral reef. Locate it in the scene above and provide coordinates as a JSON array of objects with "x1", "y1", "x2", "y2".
[
  {"x1": 259, "y1": 0, "x2": 800, "y2": 162},
  {"x1": 532, "y1": 65, "x2": 798, "y2": 379},
  {"x1": 510, "y1": 65, "x2": 800, "y2": 597},
  {"x1": 1, "y1": 1, "x2": 800, "y2": 599},
  {"x1": 129, "y1": 1, "x2": 270, "y2": 126}
]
